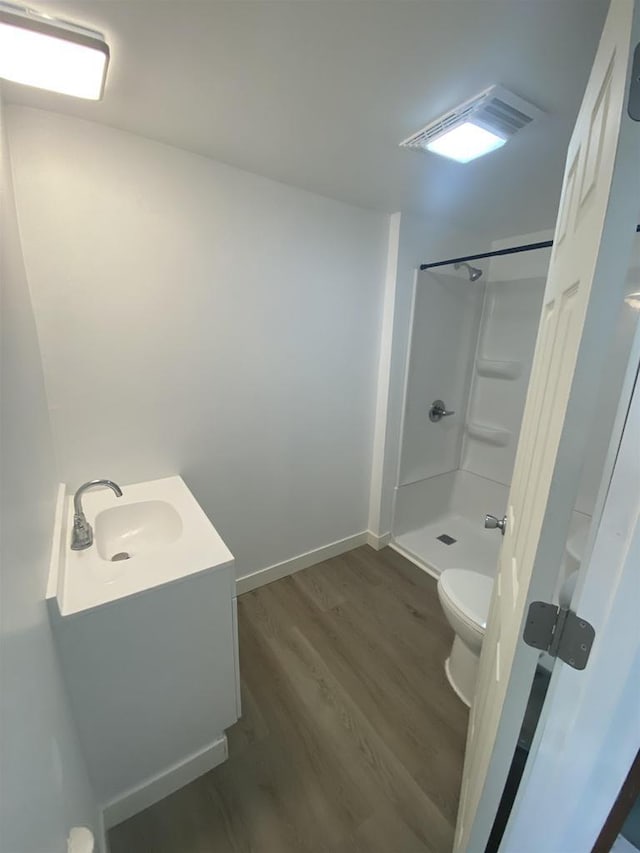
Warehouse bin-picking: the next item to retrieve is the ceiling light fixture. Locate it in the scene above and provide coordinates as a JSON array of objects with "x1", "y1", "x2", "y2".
[
  {"x1": 426, "y1": 121, "x2": 506, "y2": 164},
  {"x1": 0, "y1": 2, "x2": 109, "y2": 100},
  {"x1": 400, "y1": 84, "x2": 544, "y2": 164}
]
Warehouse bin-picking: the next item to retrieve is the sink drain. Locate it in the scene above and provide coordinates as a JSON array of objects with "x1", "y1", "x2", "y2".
[{"x1": 111, "y1": 552, "x2": 131, "y2": 562}]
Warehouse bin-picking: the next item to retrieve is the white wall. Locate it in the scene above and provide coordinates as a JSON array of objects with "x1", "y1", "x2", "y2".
[
  {"x1": 0, "y1": 96, "x2": 97, "y2": 853},
  {"x1": 368, "y1": 211, "x2": 487, "y2": 538},
  {"x1": 399, "y1": 269, "x2": 483, "y2": 484},
  {"x1": 6, "y1": 106, "x2": 387, "y2": 580}
]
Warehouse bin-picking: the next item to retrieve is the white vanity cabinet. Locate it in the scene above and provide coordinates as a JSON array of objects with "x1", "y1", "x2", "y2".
[{"x1": 47, "y1": 477, "x2": 241, "y2": 827}]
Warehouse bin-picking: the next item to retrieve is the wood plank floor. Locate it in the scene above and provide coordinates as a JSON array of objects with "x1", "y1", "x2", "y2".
[{"x1": 109, "y1": 546, "x2": 468, "y2": 853}]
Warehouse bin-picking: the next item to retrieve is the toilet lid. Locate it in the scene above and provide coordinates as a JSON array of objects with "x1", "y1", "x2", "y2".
[{"x1": 440, "y1": 569, "x2": 493, "y2": 630}]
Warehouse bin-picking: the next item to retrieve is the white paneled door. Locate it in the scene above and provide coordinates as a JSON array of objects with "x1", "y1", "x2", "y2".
[{"x1": 455, "y1": 1, "x2": 640, "y2": 851}]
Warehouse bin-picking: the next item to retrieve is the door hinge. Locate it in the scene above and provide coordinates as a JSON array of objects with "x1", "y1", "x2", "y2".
[{"x1": 523, "y1": 602, "x2": 595, "y2": 670}]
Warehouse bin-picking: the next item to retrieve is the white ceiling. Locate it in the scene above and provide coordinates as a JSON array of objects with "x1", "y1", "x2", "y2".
[{"x1": 3, "y1": 0, "x2": 609, "y2": 237}]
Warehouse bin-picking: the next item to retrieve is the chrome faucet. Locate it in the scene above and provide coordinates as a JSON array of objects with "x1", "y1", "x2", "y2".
[{"x1": 71, "y1": 479, "x2": 123, "y2": 551}]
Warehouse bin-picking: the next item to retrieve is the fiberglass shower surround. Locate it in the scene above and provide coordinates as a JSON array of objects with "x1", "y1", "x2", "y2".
[{"x1": 392, "y1": 237, "x2": 552, "y2": 580}]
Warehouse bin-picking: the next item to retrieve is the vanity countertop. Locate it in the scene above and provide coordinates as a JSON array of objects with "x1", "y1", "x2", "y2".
[{"x1": 47, "y1": 475, "x2": 234, "y2": 617}]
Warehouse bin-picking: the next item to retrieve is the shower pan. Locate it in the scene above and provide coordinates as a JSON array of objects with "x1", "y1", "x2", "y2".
[{"x1": 391, "y1": 240, "x2": 551, "y2": 579}]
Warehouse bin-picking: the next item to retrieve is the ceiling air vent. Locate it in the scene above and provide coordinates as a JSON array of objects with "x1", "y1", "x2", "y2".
[{"x1": 400, "y1": 85, "x2": 544, "y2": 163}]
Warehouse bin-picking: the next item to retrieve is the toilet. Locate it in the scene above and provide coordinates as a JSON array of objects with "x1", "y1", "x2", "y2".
[
  {"x1": 67, "y1": 828, "x2": 94, "y2": 853},
  {"x1": 437, "y1": 569, "x2": 494, "y2": 707}
]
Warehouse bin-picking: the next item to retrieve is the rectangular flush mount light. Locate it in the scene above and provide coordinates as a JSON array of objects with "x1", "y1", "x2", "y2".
[
  {"x1": 0, "y1": 2, "x2": 109, "y2": 100},
  {"x1": 426, "y1": 121, "x2": 506, "y2": 163},
  {"x1": 400, "y1": 85, "x2": 544, "y2": 163}
]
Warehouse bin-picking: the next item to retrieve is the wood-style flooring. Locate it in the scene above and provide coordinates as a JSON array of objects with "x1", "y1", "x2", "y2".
[{"x1": 109, "y1": 546, "x2": 468, "y2": 853}]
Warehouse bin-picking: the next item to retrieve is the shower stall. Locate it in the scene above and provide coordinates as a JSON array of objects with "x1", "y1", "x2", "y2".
[
  {"x1": 391, "y1": 237, "x2": 552, "y2": 579},
  {"x1": 387, "y1": 227, "x2": 640, "y2": 582}
]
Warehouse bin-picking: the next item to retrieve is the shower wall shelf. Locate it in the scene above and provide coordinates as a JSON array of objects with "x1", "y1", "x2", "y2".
[
  {"x1": 476, "y1": 358, "x2": 523, "y2": 380},
  {"x1": 466, "y1": 423, "x2": 511, "y2": 447}
]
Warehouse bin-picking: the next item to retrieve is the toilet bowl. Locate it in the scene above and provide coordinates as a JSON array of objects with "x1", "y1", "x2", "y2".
[
  {"x1": 437, "y1": 569, "x2": 493, "y2": 707},
  {"x1": 67, "y1": 828, "x2": 94, "y2": 853}
]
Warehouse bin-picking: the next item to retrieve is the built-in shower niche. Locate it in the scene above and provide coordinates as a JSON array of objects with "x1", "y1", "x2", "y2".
[
  {"x1": 475, "y1": 359, "x2": 523, "y2": 380},
  {"x1": 462, "y1": 267, "x2": 548, "y2": 486},
  {"x1": 466, "y1": 356, "x2": 524, "y2": 455},
  {"x1": 465, "y1": 422, "x2": 511, "y2": 447}
]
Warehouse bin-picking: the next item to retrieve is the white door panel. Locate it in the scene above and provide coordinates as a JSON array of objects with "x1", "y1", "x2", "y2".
[
  {"x1": 455, "y1": 1, "x2": 640, "y2": 850},
  {"x1": 502, "y1": 315, "x2": 640, "y2": 851}
]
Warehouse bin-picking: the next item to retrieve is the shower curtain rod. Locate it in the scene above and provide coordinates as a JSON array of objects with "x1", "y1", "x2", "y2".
[{"x1": 419, "y1": 224, "x2": 640, "y2": 272}]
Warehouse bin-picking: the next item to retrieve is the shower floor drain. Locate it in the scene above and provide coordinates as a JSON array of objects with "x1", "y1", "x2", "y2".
[
  {"x1": 436, "y1": 534, "x2": 457, "y2": 545},
  {"x1": 111, "y1": 552, "x2": 131, "y2": 561}
]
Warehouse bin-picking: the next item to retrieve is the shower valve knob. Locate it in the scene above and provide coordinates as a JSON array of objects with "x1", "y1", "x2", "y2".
[
  {"x1": 485, "y1": 514, "x2": 507, "y2": 535},
  {"x1": 429, "y1": 400, "x2": 455, "y2": 422}
]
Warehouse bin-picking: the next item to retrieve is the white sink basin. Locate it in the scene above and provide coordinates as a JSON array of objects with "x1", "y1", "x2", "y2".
[
  {"x1": 94, "y1": 500, "x2": 183, "y2": 561},
  {"x1": 47, "y1": 476, "x2": 234, "y2": 616}
]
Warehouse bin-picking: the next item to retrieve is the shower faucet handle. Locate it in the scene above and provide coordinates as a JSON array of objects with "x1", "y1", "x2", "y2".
[{"x1": 429, "y1": 399, "x2": 455, "y2": 422}]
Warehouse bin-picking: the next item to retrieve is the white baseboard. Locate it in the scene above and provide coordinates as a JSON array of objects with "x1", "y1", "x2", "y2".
[
  {"x1": 97, "y1": 808, "x2": 108, "y2": 853},
  {"x1": 101, "y1": 734, "x2": 228, "y2": 830},
  {"x1": 236, "y1": 531, "x2": 369, "y2": 595},
  {"x1": 366, "y1": 530, "x2": 391, "y2": 550},
  {"x1": 388, "y1": 540, "x2": 440, "y2": 582}
]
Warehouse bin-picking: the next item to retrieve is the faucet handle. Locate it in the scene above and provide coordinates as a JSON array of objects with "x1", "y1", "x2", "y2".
[
  {"x1": 71, "y1": 513, "x2": 94, "y2": 550},
  {"x1": 429, "y1": 400, "x2": 455, "y2": 422}
]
